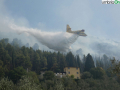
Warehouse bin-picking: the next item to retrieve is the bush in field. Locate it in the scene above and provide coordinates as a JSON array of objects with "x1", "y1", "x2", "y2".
[
  {"x1": 0, "y1": 78, "x2": 14, "y2": 90},
  {"x1": 17, "y1": 76, "x2": 42, "y2": 90},
  {"x1": 43, "y1": 71, "x2": 55, "y2": 80},
  {"x1": 81, "y1": 72, "x2": 92, "y2": 79},
  {"x1": 90, "y1": 67, "x2": 106, "y2": 79},
  {"x1": 9, "y1": 66, "x2": 26, "y2": 83},
  {"x1": 54, "y1": 81, "x2": 64, "y2": 90}
]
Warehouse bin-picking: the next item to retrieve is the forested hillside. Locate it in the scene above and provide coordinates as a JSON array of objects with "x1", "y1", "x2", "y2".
[{"x1": 0, "y1": 38, "x2": 120, "y2": 90}]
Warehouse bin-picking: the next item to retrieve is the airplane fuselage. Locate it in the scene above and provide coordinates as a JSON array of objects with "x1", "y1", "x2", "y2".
[{"x1": 66, "y1": 25, "x2": 87, "y2": 36}]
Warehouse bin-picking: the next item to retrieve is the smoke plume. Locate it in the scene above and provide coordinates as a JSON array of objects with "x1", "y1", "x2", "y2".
[{"x1": 10, "y1": 24, "x2": 79, "y2": 52}]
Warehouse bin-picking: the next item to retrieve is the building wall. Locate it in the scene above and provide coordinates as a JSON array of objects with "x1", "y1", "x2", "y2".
[
  {"x1": 64, "y1": 67, "x2": 80, "y2": 79},
  {"x1": 54, "y1": 73, "x2": 66, "y2": 78}
]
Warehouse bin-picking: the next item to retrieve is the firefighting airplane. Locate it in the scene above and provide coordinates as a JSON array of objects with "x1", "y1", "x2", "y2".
[{"x1": 66, "y1": 24, "x2": 87, "y2": 36}]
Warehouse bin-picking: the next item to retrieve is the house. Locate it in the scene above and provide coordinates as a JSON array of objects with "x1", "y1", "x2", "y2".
[
  {"x1": 40, "y1": 67, "x2": 80, "y2": 79},
  {"x1": 64, "y1": 67, "x2": 80, "y2": 79}
]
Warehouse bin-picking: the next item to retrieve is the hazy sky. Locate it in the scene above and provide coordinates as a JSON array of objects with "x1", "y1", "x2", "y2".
[
  {"x1": 0, "y1": 0, "x2": 120, "y2": 58},
  {"x1": 1, "y1": 0, "x2": 120, "y2": 41}
]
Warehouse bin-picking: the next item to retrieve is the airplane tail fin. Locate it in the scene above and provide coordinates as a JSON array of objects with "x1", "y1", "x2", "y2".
[{"x1": 66, "y1": 24, "x2": 71, "y2": 32}]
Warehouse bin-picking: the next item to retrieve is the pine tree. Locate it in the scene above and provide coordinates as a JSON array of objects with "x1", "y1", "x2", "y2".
[
  {"x1": 84, "y1": 53, "x2": 95, "y2": 72},
  {"x1": 66, "y1": 52, "x2": 76, "y2": 67}
]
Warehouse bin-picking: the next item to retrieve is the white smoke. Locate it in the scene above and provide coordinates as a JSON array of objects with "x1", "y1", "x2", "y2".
[{"x1": 10, "y1": 24, "x2": 79, "y2": 52}]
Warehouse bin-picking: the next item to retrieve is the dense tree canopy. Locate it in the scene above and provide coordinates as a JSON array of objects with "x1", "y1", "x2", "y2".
[{"x1": 0, "y1": 38, "x2": 120, "y2": 90}]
